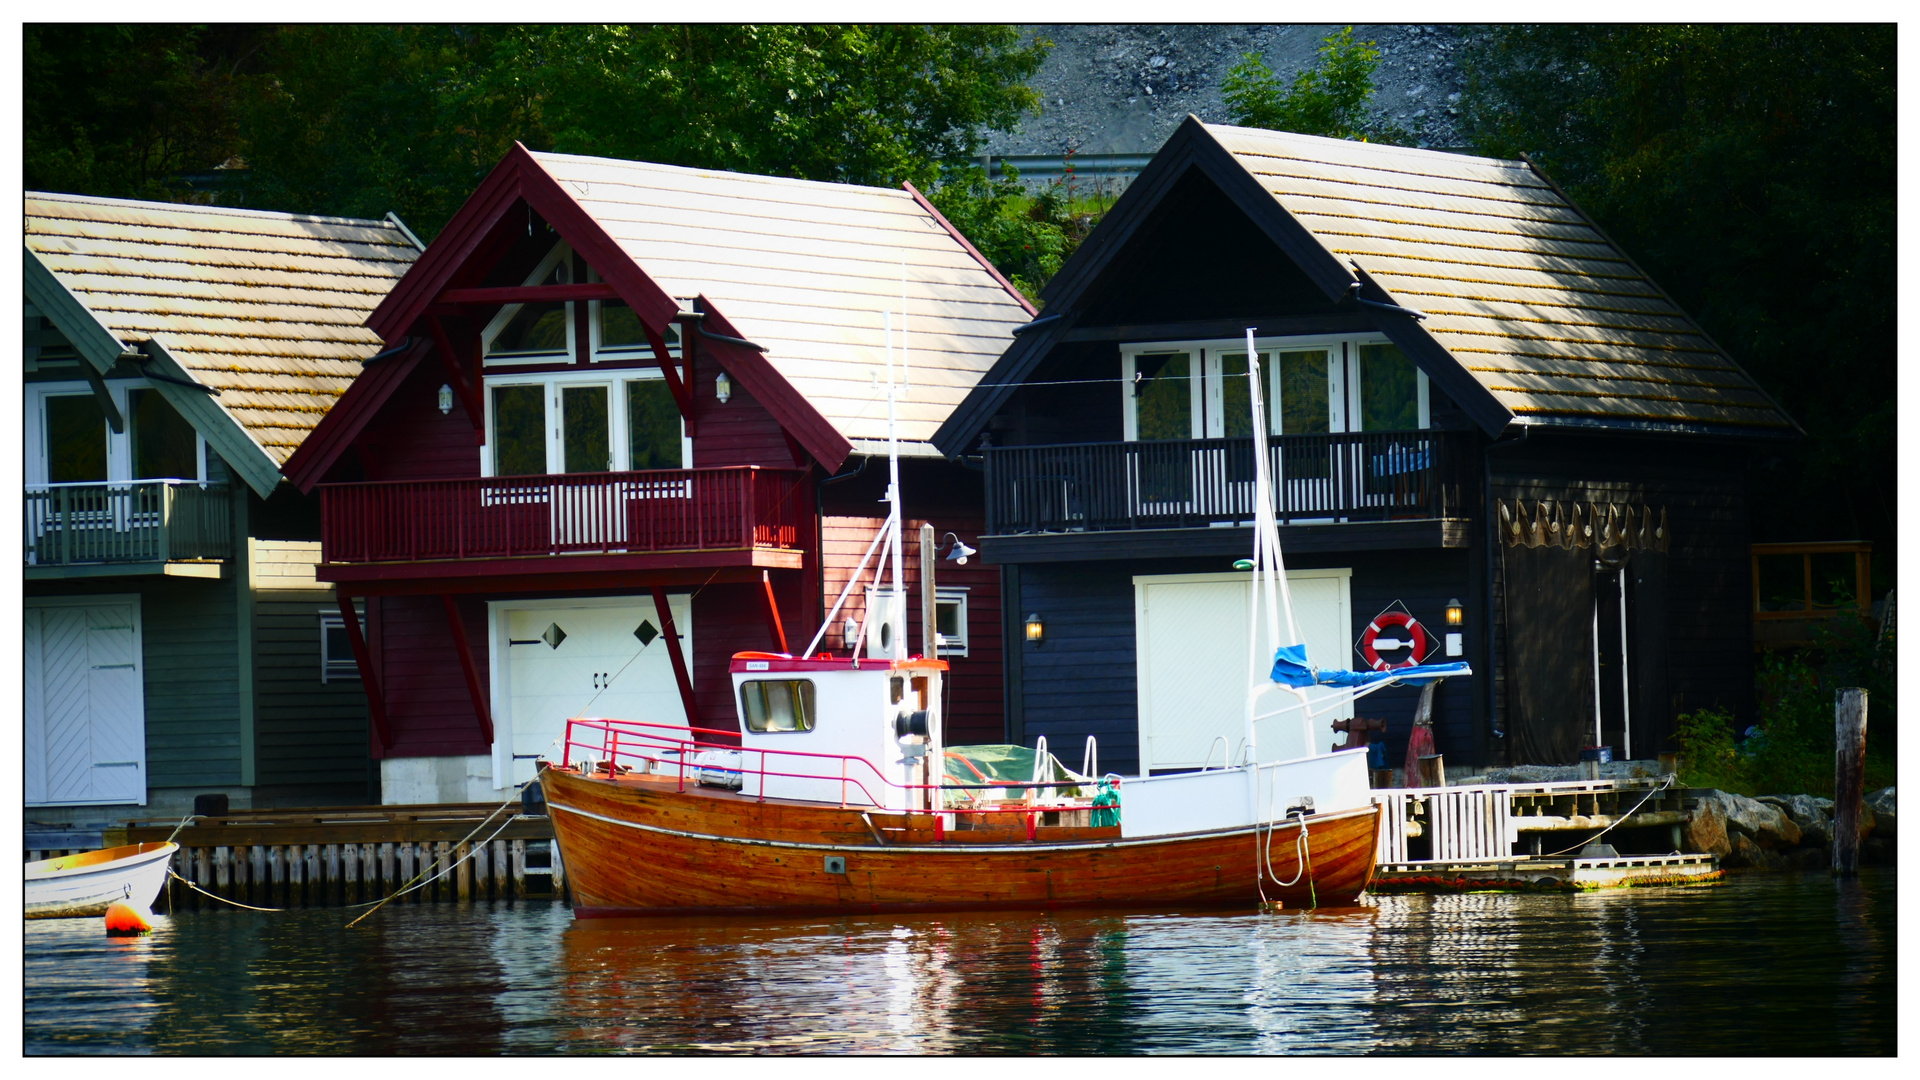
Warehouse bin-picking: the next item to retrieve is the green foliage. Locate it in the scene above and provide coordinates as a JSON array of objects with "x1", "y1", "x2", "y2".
[
  {"x1": 24, "y1": 24, "x2": 264, "y2": 201},
  {"x1": 1459, "y1": 26, "x2": 1898, "y2": 578},
  {"x1": 1675, "y1": 612, "x2": 1894, "y2": 796},
  {"x1": 928, "y1": 159, "x2": 1115, "y2": 305},
  {"x1": 1221, "y1": 27, "x2": 1402, "y2": 142},
  {"x1": 26, "y1": 25, "x2": 1048, "y2": 243}
]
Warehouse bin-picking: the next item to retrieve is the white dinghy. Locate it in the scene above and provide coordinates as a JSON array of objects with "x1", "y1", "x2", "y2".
[{"x1": 25, "y1": 842, "x2": 177, "y2": 920}]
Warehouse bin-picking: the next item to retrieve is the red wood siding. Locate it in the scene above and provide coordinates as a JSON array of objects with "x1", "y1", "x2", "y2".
[
  {"x1": 371, "y1": 593, "x2": 492, "y2": 757},
  {"x1": 355, "y1": 357, "x2": 482, "y2": 482},
  {"x1": 689, "y1": 347, "x2": 798, "y2": 468}
]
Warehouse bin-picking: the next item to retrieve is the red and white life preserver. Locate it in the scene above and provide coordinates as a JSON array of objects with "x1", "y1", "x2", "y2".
[{"x1": 1360, "y1": 612, "x2": 1429, "y2": 671}]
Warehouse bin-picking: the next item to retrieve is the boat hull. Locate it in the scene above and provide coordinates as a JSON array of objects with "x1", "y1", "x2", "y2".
[
  {"x1": 541, "y1": 766, "x2": 1379, "y2": 917},
  {"x1": 24, "y1": 842, "x2": 177, "y2": 920}
]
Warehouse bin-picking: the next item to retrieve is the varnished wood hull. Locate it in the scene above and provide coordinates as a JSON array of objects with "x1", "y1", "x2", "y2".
[{"x1": 540, "y1": 765, "x2": 1380, "y2": 917}]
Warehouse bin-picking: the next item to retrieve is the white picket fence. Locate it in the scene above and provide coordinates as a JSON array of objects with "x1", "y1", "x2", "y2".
[{"x1": 1375, "y1": 786, "x2": 1519, "y2": 864}]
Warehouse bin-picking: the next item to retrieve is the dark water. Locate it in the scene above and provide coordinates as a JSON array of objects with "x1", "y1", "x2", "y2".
[{"x1": 24, "y1": 870, "x2": 1895, "y2": 1055}]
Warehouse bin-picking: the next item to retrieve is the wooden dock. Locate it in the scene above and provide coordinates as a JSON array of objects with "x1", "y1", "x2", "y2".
[
  {"x1": 108, "y1": 802, "x2": 566, "y2": 911},
  {"x1": 1372, "y1": 853, "x2": 1721, "y2": 892},
  {"x1": 1368, "y1": 778, "x2": 1720, "y2": 891}
]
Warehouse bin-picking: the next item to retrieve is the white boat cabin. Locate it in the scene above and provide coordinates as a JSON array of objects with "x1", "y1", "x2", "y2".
[{"x1": 729, "y1": 652, "x2": 946, "y2": 812}]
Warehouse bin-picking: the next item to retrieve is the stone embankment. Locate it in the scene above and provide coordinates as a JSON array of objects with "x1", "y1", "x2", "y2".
[{"x1": 1684, "y1": 786, "x2": 1896, "y2": 870}]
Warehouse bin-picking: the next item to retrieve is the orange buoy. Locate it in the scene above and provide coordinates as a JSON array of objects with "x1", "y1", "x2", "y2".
[{"x1": 104, "y1": 902, "x2": 153, "y2": 937}]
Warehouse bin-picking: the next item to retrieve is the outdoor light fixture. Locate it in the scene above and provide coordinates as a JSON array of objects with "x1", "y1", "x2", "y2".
[
  {"x1": 715, "y1": 371, "x2": 732, "y2": 404},
  {"x1": 437, "y1": 384, "x2": 454, "y2": 415},
  {"x1": 1445, "y1": 598, "x2": 1464, "y2": 626},
  {"x1": 942, "y1": 532, "x2": 977, "y2": 565},
  {"x1": 1444, "y1": 598, "x2": 1465, "y2": 657},
  {"x1": 1025, "y1": 613, "x2": 1044, "y2": 644}
]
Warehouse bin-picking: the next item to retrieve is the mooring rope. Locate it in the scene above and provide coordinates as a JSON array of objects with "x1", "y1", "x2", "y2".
[{"x1": 1538, "y1": 774, "x2": 1677, "y2": 858}]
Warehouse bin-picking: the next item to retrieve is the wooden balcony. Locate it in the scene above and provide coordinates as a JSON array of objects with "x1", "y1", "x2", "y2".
[
  {"x1": 24, "y1": 481, "x2": 231, "y2": 578},
  {"x1": 982, "y1": 432, "x2": 1469, "y2": 561},
  {"x1": 317, "y1": 466, "x2": 808, "y2": 595}
]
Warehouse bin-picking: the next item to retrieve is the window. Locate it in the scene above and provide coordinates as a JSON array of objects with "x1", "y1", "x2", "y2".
[
  {"x1": 129, "y1": 389, "x2": 198, "y2": 480},
  {"x1": 44, "y1": 394, "x2": 108, "y2": 483},
  {"x1": 1121, "y1": 335, "x2": 1427, "y2": 442},
  {"x1": 319, "y1": 611, "x2": 364, "y2": 683},
  {"x1": 484, "y1": 248, "x2": 573, "y2": 362},
  {"x1": 485, "y1": 373, "x2": 688, "y2": 477},
  {"x1": 740, "y1": 679, "x2": 815, "y2": 732},
  {"x1": 28, "y1": 382, "x2": 206, "y2": 487},
  {"x1": 934, "y1": 588, "x2": 969, "y2": 657}
]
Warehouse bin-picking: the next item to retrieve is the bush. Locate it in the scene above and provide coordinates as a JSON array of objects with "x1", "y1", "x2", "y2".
[{"x1": 1676, "y1": 610, "x2": 1894, "y2": 796}]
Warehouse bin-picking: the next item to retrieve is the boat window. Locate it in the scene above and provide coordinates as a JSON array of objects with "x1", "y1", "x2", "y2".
[
  {"x1": 889, "y1": 676, "x2": 904, "y2": 705},
  {"x1": 740, "y1": 679, "x2": 815, "y2": 733}
]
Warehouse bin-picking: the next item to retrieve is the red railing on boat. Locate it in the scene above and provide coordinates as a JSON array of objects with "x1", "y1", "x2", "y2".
[
  {"x1": 320, "y1": 467, "x2": 805, "y2": 564},
  {"x1": 558, "y1": 716, "x2": 1108, "y2": 818}
]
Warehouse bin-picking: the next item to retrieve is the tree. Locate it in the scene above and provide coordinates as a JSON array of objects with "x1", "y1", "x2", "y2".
[
  {"x1": 1459, "y1": 26, "x2": 1897, "y2": 582},
  {"x1": 1221, "y1": 27, "x2": 1397, "y2": 141},
  {"x1": 232, "y1": 25, "x2": 1048, "y2": 238}
]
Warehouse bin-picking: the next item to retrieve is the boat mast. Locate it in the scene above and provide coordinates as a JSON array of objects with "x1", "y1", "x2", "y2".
[{"x1": 884, "y1": 309, "x2": 905, "y2": 660}]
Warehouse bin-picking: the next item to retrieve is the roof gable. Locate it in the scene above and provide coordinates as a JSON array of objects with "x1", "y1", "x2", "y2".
[
  {"x1": 934, "y1": 117, "x2": 1796, "y2": 454},
  {"x1": 24, "y1": 192, "x2": 421, "y2": 496}
]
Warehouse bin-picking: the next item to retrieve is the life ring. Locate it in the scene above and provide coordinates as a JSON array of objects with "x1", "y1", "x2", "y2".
[{"x1": 1360, "y1": 612, "x2": 1429, "y2": 671}]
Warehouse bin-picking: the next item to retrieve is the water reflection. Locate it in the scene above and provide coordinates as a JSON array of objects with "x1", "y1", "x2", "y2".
[{"x1": 24, "y1": 871, "x2": 1896, "y2": 1055}]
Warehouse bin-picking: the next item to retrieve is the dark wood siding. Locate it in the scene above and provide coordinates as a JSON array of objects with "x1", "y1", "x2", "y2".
[
  {"x1": 252, "y1": 591, "x2": 373, "y2": 805},
  {"x1": 689, "y1": 345, "x2": 796, "y2": 468},
  {"x1": 355, "y1": 359, "x2": 482, "y2": 482}
]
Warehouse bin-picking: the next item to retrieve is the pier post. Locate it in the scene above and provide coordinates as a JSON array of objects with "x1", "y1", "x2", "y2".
[
  {"x1": 550, "y1": 841, "x2": 567, "y2": 903},
  {"x1": 510, "y1": 840, "x2": 527, "y2": 899},
  {"x1": 398, "y1": 842, "x2": 415, "y2": 901},
  {"x1": 360, "y1": 844, "x2": 377, "y2": 903},
  {"x1": 1833, "y1": 687, "x2": 1868, "y2": 876},
  {"x1": 436, "y1": 842, "x2": 452, "y2": 901},
  {"x1": 472, "y1": 842, "x2": 490, "y2": 901},
  {"x1": 492, "y1": 840, "x2": 509, "y2": 900},
  {"x1": 380, "y1": 843, "x2": 395, "y2": 898},
  {"x1": 343, "y1": 840, "x2": 360, "y2": 903}
]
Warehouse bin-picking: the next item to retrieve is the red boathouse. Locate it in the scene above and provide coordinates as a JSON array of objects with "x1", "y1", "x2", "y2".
[{"x1": 285, "y1": 145, "x2": 1030, "y2": 802}]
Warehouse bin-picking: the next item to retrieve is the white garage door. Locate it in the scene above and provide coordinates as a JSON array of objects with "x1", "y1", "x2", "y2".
[
  {"x1": 1134, "y1": 570, "x2": 1352, "y2": 772},
  {"x1": 25, "y1": 597, "x2": 147, "y2": 806},
  {"x1": 497, "y1": 595, "x2": 691, "y2": 786}
]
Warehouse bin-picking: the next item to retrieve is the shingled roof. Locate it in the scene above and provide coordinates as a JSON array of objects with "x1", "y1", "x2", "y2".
[
  {"x1": 24, "y1": 192, "x2": 421, "y2": 495},
  {"x1": 528, "y1": 150, "x2": 1035, "y2": 457},
  {"x1": 1204, "y1": 124, "x2": 1793, "y2": 433}
]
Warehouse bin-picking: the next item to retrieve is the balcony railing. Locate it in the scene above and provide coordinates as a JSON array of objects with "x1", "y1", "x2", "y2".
[
  {"x1": 24, "y1": 481, "x2": 232, "y2": 567},
  {"x1": 320, "y1": 467, "x2": 807, "y2": 565},
  {"x1": 985, "y1": 431, "x2": 1464, "y2": 535}
]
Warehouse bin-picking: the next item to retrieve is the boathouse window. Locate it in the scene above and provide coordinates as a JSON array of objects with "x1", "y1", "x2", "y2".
[
  {"x1": 483, "y1": 247, "x2": 573, "y2": 361},
  {"x1": 484, "y1": 372, "x2": 688, "y2": 477},
  {"x1": 319, "y1": 610, "x2": 364, "y2": 683},
  {"x1": 740, "y1": 679, "x2": 815, "y2": 733},
  {"x1": 934, "y1": 588, "x2": 969, "y2": 657},
  {"x1": 28, "y1": 382, "x2": 208, "y2": 487},
  {"x1": 588, "y1": 267, "x2": 680, "y2": 360},
  {"x1": 1121, "y1": 335, "x2": 1426, "y2": 441}
]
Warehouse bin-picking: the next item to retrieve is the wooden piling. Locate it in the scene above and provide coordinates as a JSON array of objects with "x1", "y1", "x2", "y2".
[
  {"x1": 550, "y1": 840, "x2": 567, "y2": 902},
  {"x1": 1833, "y1": 687, "x2": 1869, "y2": 876},
  {"x1": 510, "y1": 840, "x2": 527, "y2": 899},
  {"x1": 435, "y1": 842, "x2": 452, "y2": 902},
  {"x1": 456, "y1": 843, "x2": 472, "y2": 902},
  {"x1": 492, "y1": 840, "x2": 509, "y2": 900},
  {"x1": 379, "y1": 843, "x2": 395, "y2": 899},
  {"x1": 473, "y1": 842, "x2": 491, "y2": 901},
  {"x1": 214, "y1": 846, "x2": 230, "y2": 899}
]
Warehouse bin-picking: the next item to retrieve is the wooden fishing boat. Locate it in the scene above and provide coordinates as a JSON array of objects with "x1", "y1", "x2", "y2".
[
  {"x1": 25, "y1": 841, "x2": 177, "y2": 919},
  {"x1": 542, "y1": 750, "x2": 1380, "y2": 916}
]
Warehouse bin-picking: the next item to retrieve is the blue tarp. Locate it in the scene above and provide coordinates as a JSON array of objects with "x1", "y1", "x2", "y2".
[{"x1": 1269, "y1": 643, "x2": 1471, "y2": 689}]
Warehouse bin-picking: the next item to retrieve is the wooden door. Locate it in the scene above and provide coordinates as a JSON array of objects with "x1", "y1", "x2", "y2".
[{"x1": 25, "y1": 598, "x2": 146, "y2": 806}]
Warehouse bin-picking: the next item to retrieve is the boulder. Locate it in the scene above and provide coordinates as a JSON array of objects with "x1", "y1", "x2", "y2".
[
  {"x1": 1761, "y1": 794, "x2": 1833, "y2": 849},
  {"x1": 1726, "y1": 832, "x2": 1787, "y2": 869},
  {"x1": 1789, "y1": 847, "x2": 1829, "y2": 872},
  {"x1": 1711, "y1": 791, "x2": 1802, "y2": 849},
  {"x1": 1684, "y1": 796, "x2": 1731, "y2": 857},
  {"x1": 1865, "y1": 787, "x2": 1895, "y2": 839}
]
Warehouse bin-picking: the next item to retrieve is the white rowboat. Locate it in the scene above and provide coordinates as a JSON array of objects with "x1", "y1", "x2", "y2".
[{"x1": 25, "y1": 842, "x2": 177, "y2": 919}]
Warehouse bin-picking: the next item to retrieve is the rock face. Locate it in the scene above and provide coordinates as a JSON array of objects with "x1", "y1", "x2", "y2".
[
  {"x1": 1684, "y1": 796, "x2": 1731, "y2": 858},
  {"x1": 983, "y1": 24, "x2": 1474, "y2": 159},
  {"x1": 1711, "y1": 791, "x2": 1802, "y2": 849},
  {"x1": 1760, "y1": 794, "x2": 1831, "y2": 849},
  {"x1": 1866, "y1": 787, "x2": 1895, "y2": 839}
]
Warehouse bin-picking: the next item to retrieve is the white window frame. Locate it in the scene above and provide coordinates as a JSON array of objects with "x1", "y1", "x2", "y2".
[
  {"x1": 480, "y1": 369, "x2": 691, "y2": 478},
  {"x1": 585, "y1": 266, "x2": 680, "y2": 362},
  {"x1": 319, "y1": 608, "x2": 364, "y2": 683},
  {"x1": 482, "y1": 242, "x2": 576, "y2": 365},
  {"x1": 1120, "y1": 334, "x2": 1428, "y2": 441},
  {"x1": 25, "y1": 380, "x2": 208, "y2": 488},
  {"x1": 933, "y1": 587, "x2": 970, "y2": 658}
]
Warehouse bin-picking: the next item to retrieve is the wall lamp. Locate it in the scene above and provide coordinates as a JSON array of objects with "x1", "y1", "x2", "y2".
[
  {"x1": 1025, "y1": 613, "x2": 1044, "y2": 645},
  {"x1": 942, "y1": 532, "x2": 977, "y2": 565},
  {"x1": 715, "y1": 371, "x2": 732, "y2": 404},
  {"x1": 1444, "y1": 598, "x2": 1464, "y2": 657},
  {"x1": 438, "y1": 384, "x2": 454, "y2": 415},
  {"x1": 1445, "y1": 598, "x2": 1464, "y2": 626}
]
